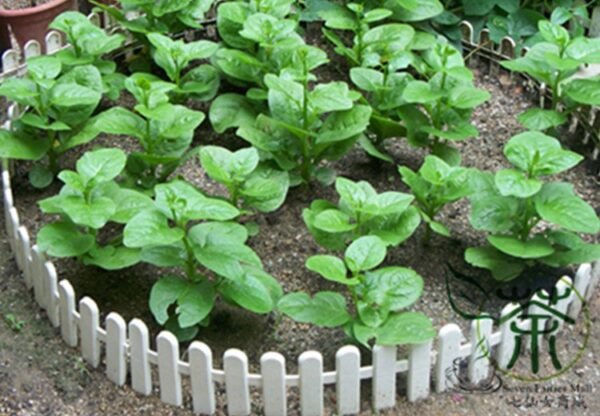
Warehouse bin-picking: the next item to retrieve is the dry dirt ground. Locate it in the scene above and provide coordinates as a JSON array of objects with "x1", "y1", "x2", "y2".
[{"x1": 1, "y1": 218, "x2": 599, "y2": 415}]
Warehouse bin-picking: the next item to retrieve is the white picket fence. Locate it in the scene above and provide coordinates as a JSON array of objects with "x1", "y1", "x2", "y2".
[
  {"x1": 3, "y1": 165, "x2": 599, "y2": 415},
  {"x1": 1, "y1": 9, "x2": 600, "y2": 416}
]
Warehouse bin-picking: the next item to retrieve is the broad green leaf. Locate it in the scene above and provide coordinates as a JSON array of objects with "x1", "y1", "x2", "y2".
[
  {"x1": 464, "y1": 246, "x2": 525, "y2": 281},
  {"x1": 209, "y1": 93, "x2": 258, "y2": 133},
  {"x1": 177, "y1": 280, "x2": 215, "y2": 328},
  {"x1": 27, "y1": 55, "x2": 62, "y2": 80},
  {"x1": 83, "y1": 245, "x2": 141, "y2": 270},
  {"x1": 517, "y1": 108, "x2": 567, "y2": 131},
  {"x1": 316, "y1": 105, "x2": 372, "y2": 143},
  {"x1": 141, "y1": 243, "x2": 187, "y2": 267},
  {"x1": 61, "y1": 195, "x2": 116, "y2": 229},
  {"x1": 350, "y1": 67, "x2": 384, "y2": 92},
  {"x1": 107, "y1": 188, "x2": 154, "y2": 224},
  {"x1": 371, "y1": 205, "x2": 421, "y2": 246},
  {"x1": 29, "y1": 164, "x2": 54, "y2": 189},
  {"x1": 277, "y1": 292, "x2": 351, "y2": 327},
  {"x1": 199, "y1": 145, "x2": 234, "y2": 184},
  {"x1": 487, "y1": 235, "x2": 555, "y2": 259},
  {"x1": 123, "y1": 210, "x2": 185, "y2": 248},
  {"x1": 540, "y1": 244, "x2": 600, "y2": 267},
  {"x1": 95, "y1": 107, "x2": 146, "y2": 139},
  {"x1": 76, "y1": 148, "x2": 126, "y2": 183},
  {"x1": 187, "y1": 221, "x2": 249, "y2": 246},
  {"x1": 470, "y1": 195, "x2": 519, "y2": 233},
  {"x1": 344, "y1": 236, "x2": 387, "y2": 273},
  {"x1": 38, "y1": 222, "x2": 95, "y2": 257},
  {"x1": 219, "y1": 268, "x2": 282, "y2": 313},
  {"x1": 376, "y1": 312, "x2": 435, "y2": 345},
  {"x1": 564, "y1": 78, "x2": 600, "y2": 106},
  {"x1": 448, "y1": 86, "x2": 490, "y2": 109},
  {"x1": 306, "y1": 255, "x2": 357, "y2": 285},
  {"x1": 419, "y1": 155, "x2": 452, "y2": 186},
  {"x1": 402, "y1": 80, "x2": 442, "y2": 103},
  {"x1": 494, "y1": 169, "x2": 542, "y2": 198},
  {"x1": 503, "y1": 131, "x2": 560, "y2": 173},
  {"x1": 240, "y1": 166, "x2": 289, "y2": 212},
  {"x1": 309, "y1": 82, "x2": 354, "y2": 113},
  {"x1": 534, "y1": 183, "x2": 600, "y2": 234},
  {"x1": 313, "y1": 209, "x2": 357, "y2": 232},
  {"x1": 386, "y1": 0, "x2": 443, "y2": 22},
  {"x1": 0, "y1": 130, "x2": 51, "y2": 160},
  {"x1": 359, "y1": 266, "x2": 424, "y2": 310}
]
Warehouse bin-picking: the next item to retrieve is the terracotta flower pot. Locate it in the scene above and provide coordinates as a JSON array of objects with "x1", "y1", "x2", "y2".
[{"x1": 0, "y1": 0, "x2": 77, "y2": 53}]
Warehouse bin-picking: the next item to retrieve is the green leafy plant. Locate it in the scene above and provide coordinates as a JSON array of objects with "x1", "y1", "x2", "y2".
[
  {"x1": 278, "y1": 235, "x2": 435, "y2": 347},
  {"x1": 235, "y1": 69, "x2": 372, "y2": 184},
  {"x1": 147, "y1": 33, "x2": 220, "y2": 101},
  {"x1": 0, "y1": 56, "x2": 103, "y2": 188},
  {"x1": 399, "y1": 155, "x2": 473, "y2": 241},
  {"x1": 37, "y1": 148, "x2": 152, "y2": 270},
  {"x1": 466, "y1": 131, "x2": 600, "y2": 281},
  {"x1": 400, "y1": 40, "x2": 490, "y2": 165},
  {"x1": 303, "y1": 177, "x2": 420, "y2": 250},
  {"x1": 501, "y1": 19, "x2": 600, "y2": 131},
  {"x1": 122, "y1": 179, "x2": 282, "y2": 339},
  {"x1": 199, "y1": 146, "x2": 289, "y2": 213},
  {"x1": 49, "y1": 11, "x2": 126, "y2": 100},
  {"x1": 95, "y1": 72, "x2": 205, "y2": 189},
  {"x1": 93, "y1": 0, "x2": 215, "y2": 37}
]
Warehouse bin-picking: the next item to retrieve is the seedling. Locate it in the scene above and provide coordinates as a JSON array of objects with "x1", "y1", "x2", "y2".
[{"x1": 278, "y1": 235, "x2": 435, "y2": 347}]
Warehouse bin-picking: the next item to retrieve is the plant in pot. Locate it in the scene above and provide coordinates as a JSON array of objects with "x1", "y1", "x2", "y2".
[{"x1": 0, "y1": 0, "x2": 76, "y2": 53}]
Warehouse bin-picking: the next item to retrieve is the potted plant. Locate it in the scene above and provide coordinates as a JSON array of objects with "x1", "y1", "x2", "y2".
[{"x1": 0, "y1": 0, "x2": 76, "y2": 53}]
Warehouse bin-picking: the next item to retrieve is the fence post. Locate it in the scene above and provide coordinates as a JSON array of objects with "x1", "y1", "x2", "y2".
[
  {"x1": 298, "y1": 351, "x2": 323, "y2": 416},
  {"x1": 496, "y1": 303, "x2": 520, "y2": 370},
  {"x1": 58, "y1": 280, "x2": 77, "y2": 347},
  {"x1": 407, "y1": 341, "x2": 432, "y2": 401},
  {"x1": 372, "y1": 345, "x2": 396, "y2": 410},
  {"x1": 157, "y1": 331, "x2": 183, "y2": 406},
  {"x1": 129, "y1": 319, "x2": 152, "y2": 396},
  {"x1": 224, "y1": 349, "x2": 250, "y2": 416},
  {"x1": 80, "y1": 297, "x2": 101, "y2": 368},
  {"x1": 261, "y1": 352, "x2": 287, "y2": 416},
  {"x1": 335, "y1": 345, "x2": 360, "y2": 415},
  {"x1": 435, "y1": 324, "x2": 462, "y2": 393},
  {"x1": 568, "y1": 264, "x2": 592, "y2": 319},
  {"x1": 468, "y1": 317, "x2": 492, "y2": 384},
  {"x1": 189, "y1": 341, "x2": 215, "y2": 415},
  {"x1": 106, "y1": 312, "x2": 127, "y2": 386}
]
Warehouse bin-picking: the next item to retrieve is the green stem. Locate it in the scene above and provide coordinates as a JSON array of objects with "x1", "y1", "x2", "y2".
[{"x1": 300, "y1": 53, "x2": 312, "y2": 183}]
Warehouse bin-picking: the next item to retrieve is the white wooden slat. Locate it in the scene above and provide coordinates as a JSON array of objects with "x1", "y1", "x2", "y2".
[
  {"x1": 261, "y1": 352, "x2": 286, "y2": 416},
  {"x1": 568, "y1": 264, "x2": 592, "y2": 319},
  {"x1": 29, "y1": 245, "x2": 44, "y2": 293},
  {"x1": 3, "y1": 185, "x2": 14, "y2": 252},
  {"x1": 527, "y1": 291, "x2": 548, "y2": 356},
  {"x1": 551, "y1": 277, "x2": 574, "y2": 333},
  {"x1": 17, "y1": 226, "x2": 32, "y2": 287},
  {"x1": 79, "y1": 297, "x2": 101, "y2": 368},
  {"x1": 435, "y1": 324, "x2": 462, "y2": 393},
  {"x1": 587, "y1": 262, "x2": 600, "y2": 302},
  {"x1": 59, "y1": 280, "x2": 78, "y2": 347},
  {"x1": 2, "y1": 49, "x2": 20, "y2": 73},
  {"x1": 7, "y1": 104, "x2": 19, "y2": 121},
  {"x1": 157, "y1": 331, "x2": 183, "y2": 406},
  {"x1": 45, "y1": 31, "x2": 63, "y2": 53},
  {"x1": 468, "y1": 318, "x2": 492, "y2": 384},
  {"x1": 335, "y1": 345, "x2": 360, "y2": 415},
  {"x1": 298, "y1": 351, "x2": 323, "y2": 416},
  {"x1": 129, "y1": 319, "x2": 152, "y2": 396},
  {"x1": 189, "y1": 341, "x2": 215, "y2": 415},
  {"x1": 87, "y1": 12, "x2": 101, "y2": 27},
  {"x1": 23, "y1": 40, "x2": 42, "y2": 60},
  {"x1": 224, "y1": 349, "x2": 250, "y2": 416},
  {"x1": 8, "y1": 207, "x2": 19, "y2": 260},
  {"x1": 496, "y1": 303, "x2": 520, "y2": 370},
  {"x1": 407, "y1": 341, "x2": 432, "y2": 401},
  {"x1": 106, "y1": 312, "x2": 127, "y2": 386},
  {"x1": 459, "y1": 21, "x2": 474, "y2": 45},
  {"x1": 43, "y1": 261, "x2": 59, "y2": 327},
  {"x1": 372, "y1": 345, "x2": 396, "y2": 410}
]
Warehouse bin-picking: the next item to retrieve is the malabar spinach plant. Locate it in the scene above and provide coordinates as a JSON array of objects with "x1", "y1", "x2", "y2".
[
  {"x1": 399, "y1": 155, "x2": 473, "y2": 241},
  {"x1": 148, "y1": 33, "x2": 220, "y2": 101},
  {"x1": 123, "y1": 179, "x2": 282, "y2": 339},
  {"x1": 49, "y1": 12, "x2": 126, "y2": 100},
  {"x1": 37, "y1": 148, "x2": 152, "y2": 270},
  {"x1": 278, "y1": 235, "x2": 435, "y2": 347},
  {"x1": 466, "y1": 131, "x2": 600, "y2": 281},
  {"x1": 199, "y1": 146, "x2": 289, "y2": 213},
  {"x1": 0, "y1": 56, "x2": 103, "y2": 188},
  {"x1": 95, "y1": 72, "x2": 205, "y2": 189},
  {"x1": 501, "y1": 20, "x2": 600, "y2": 131},
  {"x1": 303, "y1": 177, "x2": 420, "y2": 250},
  {"x1": 92, "y1": 0, "x2": 215, "y2": 38},
  {"x1": 401, "y1": 40, "x2": 490, "y2": 165}
]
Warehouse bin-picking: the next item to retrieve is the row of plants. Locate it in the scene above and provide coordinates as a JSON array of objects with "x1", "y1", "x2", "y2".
[{"x1": 0, "y1": 1, "x2": 598, "y2": 347}]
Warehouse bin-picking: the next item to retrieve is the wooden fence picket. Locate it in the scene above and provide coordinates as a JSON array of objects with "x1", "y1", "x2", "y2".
[
  {"x1": 80, "y1": 297, "x2": 101, "y2": 367},
  {"x1": 45, "y1": 31, "x2": 63, "y2": 54},
  {"x1": 157, "y1": 331, "x2": 182, "y2": 406},
  {"x1": 568, "y1": 264, "x2": 593, "y2": 319},
  {"x1": 552, "y1": 277, "x2": 575, "y2": 332},
  {"x1": 16, "y1": 226, "x2": 32, "y2": 287},
  {"x1": 435, "y1": 324, "x2": 462, "y2": 393},
  {"x1": 372, "y1": 346, "x2": 396, "y2": 410},
  {"x1": 189, "y1": 341, "x2": 215, "y2": 414},
  {"x1": 42, "y1": 261, "x2": 59, "y2": 327},
  {"x1": 527, "y1": 291, "x2": 549, "y2": 354},
  {"x1": 8, "y1": 207, "x2": 19, "y2": 261},
  {"x1": 335, "y1": 345, "x2": 360, "y2": 415},
  {"x1": 129, "y1": 319, "x2": 152, "y2": 396},
  {"x1": 59, "y1": 280, "x2": 77, "y2": 347},
  {"x1": 261, "y1": 352, "x2": 287, "y2": 416},
  {"x1": 407, "y1": 340, "x2": 432, "y2": 401},
  {"x1": 224, "y1": 349, "x2": 251, "y2": 416},
  {"x1": 106, "y1": 312, "x2": 127, "y2": 386},
  {"x1": 496, "y1": 303, "x2": 520, "y2": 370},
  {"x1": 23, "y1": 40, "x2": 42, "y2": 60},
  {"x1": 587, "y1": 262, "x2": 600, "y2": 302},
  {"x1": 298, "y1": 351, "x2": 323, "y2": 416},
  {"x1": 468, "y1": 318, "x2": 492, "y2": 384}
]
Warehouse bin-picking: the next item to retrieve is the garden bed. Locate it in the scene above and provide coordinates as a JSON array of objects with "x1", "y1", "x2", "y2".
[{"x1": 8, "y1": 57, "x2": 599, "y2": 373}]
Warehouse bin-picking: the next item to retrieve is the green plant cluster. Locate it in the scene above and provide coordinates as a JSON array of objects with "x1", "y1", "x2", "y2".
[{"x1": 0, "y1": 1, "x2": 598, "y2": 347}]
